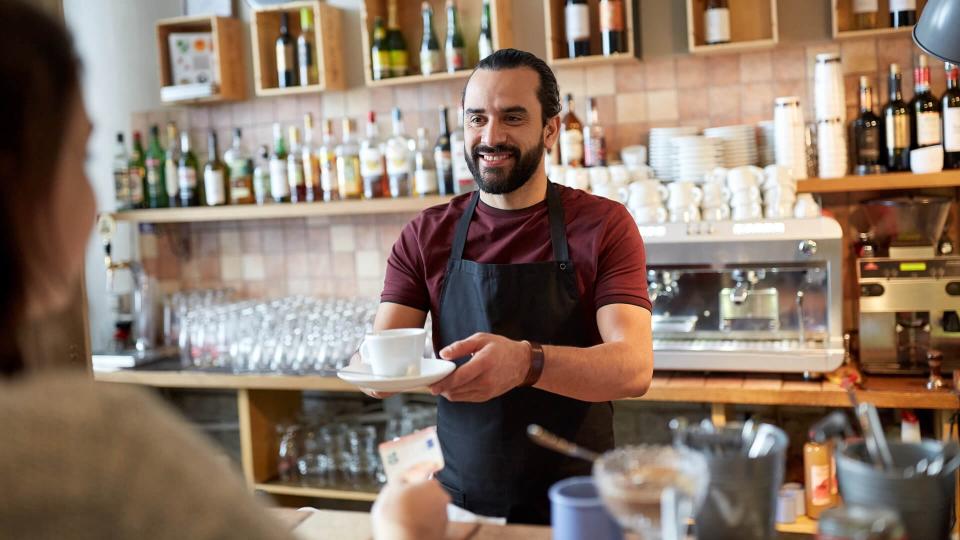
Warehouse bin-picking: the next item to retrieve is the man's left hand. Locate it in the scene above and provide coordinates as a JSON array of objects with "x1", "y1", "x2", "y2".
[{"x1": 429, "y1": 332, "x2": 530, "y2": 402}]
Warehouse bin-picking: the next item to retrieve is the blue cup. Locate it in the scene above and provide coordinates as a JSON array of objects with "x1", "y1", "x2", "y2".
[{"x1": 549, "y1": 476, "x2": 624, "y2": 540}]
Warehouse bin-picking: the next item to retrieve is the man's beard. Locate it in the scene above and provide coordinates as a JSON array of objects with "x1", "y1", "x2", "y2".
[{"x1": 466, "y1": 139, "x2": 545, "y2": 195}]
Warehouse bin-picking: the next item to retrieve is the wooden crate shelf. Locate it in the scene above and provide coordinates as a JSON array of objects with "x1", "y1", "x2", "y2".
[
  {"x1": 359, "y1": 0, "x2": 514, "y2": 88},
  {"x1": 831, "y1": 0, "x2": 927, "y2": 39},
  {"x1": 155, "y1": 15, "x2": 246, "y2": 104},
  {"x1": 543, "y1": 0, "x2": 641, "y2": 66},
  {"x1": 250, "y1": 1, "x2": 345, "y2": 97},
  {"x1": 797, "y1": 170, "x2": 960, "y2": 193},
  {"x1": 685, "y1": 0, "x2": 778, "y2": 55}
]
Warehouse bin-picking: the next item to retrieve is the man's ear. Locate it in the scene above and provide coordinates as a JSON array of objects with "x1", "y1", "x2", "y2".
[{"x1": 543, "y1": 115, "x2": 561, "y2": 148}]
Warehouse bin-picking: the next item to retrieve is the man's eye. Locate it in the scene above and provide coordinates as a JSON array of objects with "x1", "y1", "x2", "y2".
[
  {"x1": 506, "y1": 115, "x2": 523, "y2": 123},
  {"x1": 469, "y1": 116, "x2": 484, "y2": 125}
]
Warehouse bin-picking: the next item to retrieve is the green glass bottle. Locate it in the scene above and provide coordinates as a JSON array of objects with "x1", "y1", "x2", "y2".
[
  {"x1": 386, "y1": 0, "x2": 408, "y2": 77},
  {"x1": 128, "y1": 131, "x2": 146, "y2": 209},
  {"x1": 177, "y1": 132, "x2": 201, "y2": 207},
  {"x1": 419, "y1": 1, "x2": 441, "y2": 76},
  {"x1": 371, "y1": 16, "x2": 390, "y2": 80},
  {"x1": 144, "y1": 125, "x2": 168, "y2": 208},
  {"x1": 444, "y1": 0, "x2": 465, "y2": 73},
  {"x1": 203, "y1": 130, "x2": 229, "y2": 206}
]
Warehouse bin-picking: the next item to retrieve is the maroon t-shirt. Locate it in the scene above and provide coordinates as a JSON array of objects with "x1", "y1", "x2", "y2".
[{"x1": 381, "y1": 184, "x2": 652, "y2": 346}]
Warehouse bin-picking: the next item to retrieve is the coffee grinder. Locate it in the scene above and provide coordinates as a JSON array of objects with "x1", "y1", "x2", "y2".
[{"x1": 857, "y1": 196, "x2": 960, "y2": 374}]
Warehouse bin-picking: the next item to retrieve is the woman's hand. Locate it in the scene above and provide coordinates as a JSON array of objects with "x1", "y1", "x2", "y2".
[{"x1": 371, "y1": 479, "x2": 450, "y2": 540}]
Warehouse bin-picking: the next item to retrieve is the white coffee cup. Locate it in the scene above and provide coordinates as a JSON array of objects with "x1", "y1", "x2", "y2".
[
  {"x1": 793, "y1": 194, "x2": 821, "y2": 218},
  {"x1": 588, "y1": 166, "x2": 611, "y2": 190},
  {"x1": 621, "y1": 145, "x2": 647, "y2": 168},
  {"x1": 732, "y1": 202, "x2": 764, "y2": 221},
  {"x1": 702, "y1": 204, "x2": 731, "y2": 222},
  {"x1": 701, "y1": 182, "x2": 731, "y2": 205},
  {"x1": 565, "y1": 167, "x2": 591, "y2": 190},
  {"x1": 730, "y1": 187, "x2": 762, "y2": 207},
  {"x1": 762, "y1": 164, "x2": 795, "y2": 190},
  {"x1": 592, "y1": 182, "x2": 625, "y2": 202},
  {"x1": 910, "y1": 145, "x2": 944, "y2": 174},
  {"x1": 763, "y1": 184, "x2": 797, "y2": 205},
  {"x1": 705, "y1": 167, "x2": 730, "y2": 185},
  {"x1": 627, "y1": 164, "x2": 654, "y2": 182},
  {"x1": 626, "y1": 180, "x2": 668, "y2": 208},
  {"x1": 632, "y1": 204, "x2": 667, "y2": 224},
  {"x1": 727, "y1": 166, "x2": 764, "y2": 192},
  {"x1": 607, "y1": 165, "x2": 631, "y2": 187},
  {"x1": 669, "y1": 205, "x2": 701, "y2": 223},
  {"x1": 765, "y1": 202, "x2": 795, "y2": 218},
  {"x1": 667, "y1": 182, "x2": 703, "y2": 208},
  {"x1": 360, "y1": 328, "x2": 426, "y2": 377}
]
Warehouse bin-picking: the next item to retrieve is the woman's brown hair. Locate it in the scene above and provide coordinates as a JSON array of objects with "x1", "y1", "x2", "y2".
[{"x1": 0, "y1": 0, "x2": 81, "y2": 376}]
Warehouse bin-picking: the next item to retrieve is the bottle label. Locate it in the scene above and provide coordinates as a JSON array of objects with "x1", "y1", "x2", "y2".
[
  {"x1": 287, "y1": 160, "x2": 305, "y2": 188},
  {"x1": 253, "y1": 168, "x2": 270, "y2": 202},
  {"x1": 917, "y1": 111, "x2": 942, "y2": 146},
  {"x1": 298, "y1": 40, "x2": 314, "y2": 84},
  {"x1": 600, "y1": 1, "x2": 624, "y2": 32},
  {"x1": 858, "y1": 127, "x2": 881, "y2": 161},
  {"x1": 178, "y1": 166, "x2": 197, "y2": 192},
  {"x1": 853, "y1": 0, "x2": 878, "y2": 13},
  {"x1": 435, "y1": 150, "x2": 452, "y2": 174},
  {"x1": 270, "y1": 158, "x2": 290, "y2": 198},
  {"x1": 889, "y1": 0, "x2": 916, "y2": 11},
  {"x1": 705, "y1": 8, "x2": 731, "y2": 43},
  {"x1": 565, "y1": 4, "x2": 590, "y2": 41},
  {"x1": 145, "y1": 158, "x2": 162, "y2": 187},
  {"x1": 303, "y1": 153, "x2": 321, "y2": 187},
  {"x1": 320, "y1": 151, "x2": 336, "y2": 192},
  {"x1": 584, "y1": 131, "x2": 607, "y2": 167},
  {"x1": 415, "y1": 169, "x2": 438, "y2": 194},
  {"x1": 478, "y1": 37, "x2": 493, "y2": 61},
  {"x1": 809, "y1": 463, "x2": 832, "y2": 506},
  {"x1": 337, "y1": 156, "x2": 362, "y2": 197},
  {"x1": 420, "y1": 50, "x2": 441, "y2": 75},
  {"x1": 945, "y1": 107, "x2": 960, "y2": 152},
  {"x1": 390, "y1": 49, "x2": 409, "y2": 77},
  {"x1": 373, "y1": 50, "x2": 390, "y2": 79},
  {"x1": 204, "y1": 169, "x2": 226, "y2": 205},
  {"x1": 452, "y1": 141, "x2": 473, "y2": 182},
  {"x1": 165, "y1": 159, "x2": 179, "y2": 198},
  {"x1": 114, "y1": 169, "x2": 130, "y2": 206},
  {"x1": 276, "y1": 43, "x2": 295, "y2": 74},
  {"x1": 446, "y1": 47, "x2": 465, "y2": 71},
  {"x1": 128, "y1": 169, "x2": 144, "y2": 203},
  {"x1": 386, "y1": 145, "x2": 412, "y2": 176},
  {"x1": 360, "y1": 147, "x2": 385, "y2": 177},
  {"x1": 885, "y1": 114, "x2": 910, "y2": 149},
  {"x1": 560, "y1": 129, "x2": 584, "y2": 165}
]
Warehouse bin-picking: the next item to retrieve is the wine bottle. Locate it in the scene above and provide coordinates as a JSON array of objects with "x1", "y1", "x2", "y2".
[
  {"x1": 445, "y1": 0, "x2": 465, "y2": 73},
  {"x1": 178, "y1": 132, "x2": 200, "y2": 207},
  {"x1": 704, "y1": 0, "x2": 730, "y2": 45},
  {"x1": 318, "y1": 118, "x2": 339, "y2": 201},
  {"x1": 420, "y1": 1, "x2": 442, "y2": 75},
  {"x1": 944, "y1": 63, "x2": 960, "y2": 169},
  {"x1": 853, "y1": 0, "x2": 878, "y2": 30},
  {"x1": 113, "y1": 133, "x2": 131, "y2": 210},
  {"x1": 276, "y1": 12, "x2": 297, "y2": 88},
  {"x1": 297, "y1": 8, "x2": 317, "y2": 87},
  {"x1": 302, "y1": 114, "x2": 320, "y2": 202},
  {"x1": 253, "y1": 145, "x2": 270, "y2": 206},
  {"x1": 360, "y1": 111, "x2": 387, "y2": 199},
  {"x1": 386, "y1": 107, "x2": 414, "y2": 198},
  {"x1": 883, "y1": 63, "x2": 911, "y2": 171},
  {"x1": 371, "y1": 16, "x2": 390, "y2": 81},
  {"x1": 853, "y1": 76, "x2": 883, "y2": 171},
  {"x1": 451, "y1": 105, "x2": 475, "y2": 194},
  {"x1": 910, "y1": 54, "x2": 941, "y2": 150},
  {"x1": 478, "y1": 0, "x2": 493, "y2": 62},
  {"x1": 164, "y1": 123, "x2": 180, "y2": 207},
  {"x1": 560, "y1": 94, "x2": 584, "y2": 167},
  {"x1": 203, "y1": 130, "x2": 228, "y2": 207},
  {"x1": 336, "y1": 118, "x2": 363, "y2": 200},
  {"x1": 890, "y1": 0, "x2": 917, "y2": 27},
  {"x1": 583, "y1": 97, "x2": 607, "y2": 167},
  {"x1": 145, "y1": 125, "x2": 168, "y2": 209},
  {"x1": 435, "y1": 107, "x2": 454, "y2": 196},
  {"x1": 269, "y1": 123, "x2": 291, "y2": 203},
  {"x1": 226, "y1": 128, "x2": 255, "y2": 205},
  {"x1": 287, "y1": 126, "x2": 306, "y2": 203},
  {"x1": 386, "y1": 0, "x2": 408, "y2": 78},
  {"x1": 128, "y1": 131, "x2": 146, "y2": 209},
  {"x1": 414, "y1": 128, "x2": 439, "y2": 196},
  {"x1": 599, "y1": 0, "x2": 626, "y2": 56},
  {"x1": 565, "y1": 0, "x2": 590, "y2": 58}
]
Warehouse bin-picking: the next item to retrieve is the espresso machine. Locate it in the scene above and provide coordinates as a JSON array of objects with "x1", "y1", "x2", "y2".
[
  {"x1": 642, "y1": 217, "x2": 845, "y2": 374},
  {"x1": 857, "y1": 196, "x2": 960, "y2": 374}
]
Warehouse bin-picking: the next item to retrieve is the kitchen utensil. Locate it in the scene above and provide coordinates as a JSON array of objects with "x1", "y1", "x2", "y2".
[
  {"x1": 527, "y1": 424, "x2": 601, "y2": 462},
  {"x1": 855, "y1": 402, "x2": 894, "y2": 470}
]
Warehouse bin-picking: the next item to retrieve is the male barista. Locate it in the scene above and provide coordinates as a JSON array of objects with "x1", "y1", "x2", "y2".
[{"x1": 371, "y1": 49, "x2": 653, "y2": 524}]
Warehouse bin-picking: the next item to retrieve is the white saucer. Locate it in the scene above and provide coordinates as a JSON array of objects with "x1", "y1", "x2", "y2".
[{"x1": 337, "y1": 358, "x2": 456, "y2": 392}]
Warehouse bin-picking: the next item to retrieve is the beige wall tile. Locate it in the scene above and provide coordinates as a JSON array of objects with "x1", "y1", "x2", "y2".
[
  {"x1": 615, "y1": 92, "x2": 647, "y2": 123},
  {"x1": 707, "y1": 54, "x2": 741, "y2": 86},
  {"x1": 307, "y1": 225, "x2": 332, "y2": 252},
  {"x1": 876, "y1": 35, "x2": 915, "y2": 82},
  {"x1": 841, "y1": 39, "x2": 877, "y2": 74},
  {"x1": 219, "y1": 230, "x2": 241, "y2": 256},
  {"x1": 288, "y1": 279, "x2": 311, "y2": 296},
  {"x1": 644, "y1": 57, "x2": 677, "y2": 90},
  {"x1": 253, "y1": 98, "x2": 276, "y2": 125},
  {"x1": 678, "y1": 88, "x2": 708, "y2": 120},
  {"x1": 585, "y1": 64, "x2": 616, "y2": 96},
  {"x1": 262, "y1": 226, "x2": 284, "y2": 254},
  {"x1": 740, "y1": 82, "x2": 774, "y2": 120},
  {"x1": 322, "y1": 90, "x2": 347, "y2": 119},
  {"x1": 357, "y1": 278, "x2": 385, "y2": 298},
  {"x1": 740, "y1": 51, "x2": 773, "y2": 83},
  {"x1": 333, "y1": 252, "x2": 356, "y2": 278},
  {"x1": 646, "y1": 90, "x2": 679, "y2": 122},
  {"x1": 242, "y1": 254, "x2": 265, "y2": 280},
  {"x1": 221, "y1": 254, "x2": 243, "y2": 281},
  {"x1": 307, "y1": 252, "x2": 331, "y2": 279},
  {"x1": 286, "y1": 252, "x2": 308, "y2": 279},
  {"x1": 614, "y1": 63, "x2": 644, "y2": 92},
  {"x1": 554, "y1": 67, "x2": 586, "y2": 101},
  {"x1": 331, "y1": 224, "x2": 356, "y2": 252},
  {"x1": 675, "y1": 55, "x2": 707, "y2": 89},
  {"x1": 773, "y1": 46, "x2": 807, "y2": 81},
  {"x1": 708, "y1": 85, "x2": 741, "y2": 120},
  {"x1": 140, "y1": 233, "x2": 158, "y2": 259},
  {"x1": 346, "y1": 88, "x2": 372, "y2": 118},
  {"x1": 356, "y1": 250, "x2": 384, "y2": 279}
]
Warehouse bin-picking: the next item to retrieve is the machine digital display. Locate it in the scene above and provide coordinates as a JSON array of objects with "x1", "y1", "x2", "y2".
[{"x1": 899, "y1": 262, "x2": 927, "y2": 272}]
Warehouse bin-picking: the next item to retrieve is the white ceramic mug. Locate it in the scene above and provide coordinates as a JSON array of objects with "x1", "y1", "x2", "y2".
[
  {"x1": 669, "y1": 205, "x2": 701, "y2": 223},
  {"x1": 701, "y1": 182, "x2": 731, "y2": 206},
  {"x1": 627, "y1": 164, "x2": 655, "y2": 182},
  {"x1": 565, "y1": 168, "x2": 591, "y2": 190},
  {"x1": 732, "y1": 202, "x2": 764, "y2": 221},
  {"x1": 765, "y1": 202, "x2": 795, "y2": 218},
  {"x1": 626, "y1": 180, "x2": 668, "y2": 208},
  {"x1": 632, "y1": 204, "x2": 668, "y2": 224},
  {"x1": 360, "y1": 328, "x2": 426, "y2": 377},
  {"x1": 763, "y1": 184, "x2": 797, "y2": 205},
  {"x1": 702, "y1": 204, "x2": 731, "y2": 222},
  {"x1": 793, "y1": 194, "x2": 821, "y2": 218},
  {"x1": 592, "y1": 182, "x2": 625, "y2": 202},
  {"x1": 607, "y1": 165, "x2": 631, "y2": 187},
  {"x1": 705, "y1": 167, "x2": 730, "y2": 185},
  {"x1": 762, "y1": 164, "x2": 795, "y2": 190},
  {"x1": 910, "y1": 145, "x2": 945, "y2": 174},
  {"x1": 621, "y1": 145, "x2": 647, "y2": 168},
  {"x1": 730, "y1": 187, "x2": 762, "y2": 207},
  {"x1": 588, "y1": 166, "x2": 611, "y2": 190},
  {"x1": 667, "y1": 181, "x2": 703, "y2": 208},
  {"x1": 727, "y1": 166, "x2": 764, "y2": 192}
]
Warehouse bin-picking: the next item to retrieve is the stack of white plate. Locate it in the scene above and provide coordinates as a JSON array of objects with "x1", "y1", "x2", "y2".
[
  {"x1": 757, "y1": 121, "x2": 776, "y2": 167},
  {"x1": 671, "y1": 136, "x2": 724, "y2": 183},
  {"x1": 703, "y1": 124, "x2": 759, "y2": 168},
  {"x1": 649, "y1": 126, "x2": 699, "y2": 181}
]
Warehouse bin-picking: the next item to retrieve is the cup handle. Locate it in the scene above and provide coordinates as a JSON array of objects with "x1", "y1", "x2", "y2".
[
  {"x1": 692, "y1": 186, "x2": 703, "y2": 205},
  {"x1": 658, "y1": 184, "x2": 669, "y2": 200},
  {"x1": 721, "y1": 187, "x2": 731, "y2": 202},
  {"x1": 656, "y1": 206, "x2": 667, "y2": 223},
  {"x1": 360, "y1": 341, "x2": 370, "y2": 364}
]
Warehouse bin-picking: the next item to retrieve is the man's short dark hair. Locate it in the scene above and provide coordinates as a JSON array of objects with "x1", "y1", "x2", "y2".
[{"x1": 463, "y1": 48, "x2": 561, "y2": 126}]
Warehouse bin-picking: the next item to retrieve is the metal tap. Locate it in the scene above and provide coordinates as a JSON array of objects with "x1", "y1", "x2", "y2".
[{"x1": 729, "y1": 269, "x2": 763, "y2": 305}]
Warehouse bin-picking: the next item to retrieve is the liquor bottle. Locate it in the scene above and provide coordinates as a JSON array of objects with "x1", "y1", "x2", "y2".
[
  {"x1": 583, "y1": 97, "x2": 607, "y2": 167},
  {"x1": 371, "y1": 16, "x2": 390, "y2": 81},
  {"x1": 420, "y1": 1, "x2": 442, "y2": 76},
  {"x1": 302, "y1": 114, "x2": 320, "y2": 202},
  {"x1": 163, "y1": 123, "x2": 180, "y2": 207},
  {"x1": 318, "y1": 118, "x2": 339, "y2": 201},
  {"x1": 890, "y1": 0, "x2": 917, "y2": 28},
  {"x1": 360, "y1": 111, "x2": 387, "y2": 199},
  {"x1": 884, "y1": 63, "x2": 911, "y2": 171},
  {"x1": 269, "y1": 123, "x2": 291, "y2": 203},
  {"x1": 565, "y1": 0, "x2": 590, "y2": 58},
  {"x1": 225, "y1": 128, "x2": 255, "y2": 205},
  {"x1": 853, "y1": 0, "x2": 878, "y2": 30},
  {"x1": 386, "y1": 0, "x2": 408, "y2": 78},
  {"x1": 297, "y1": 7, "x2": 317, "y2": 87},
  {"x1": 253, "y1": 145, "x2": 270, "y2": 205},
  {"x1": 287, "y1": 126, "x2": 307, "y2": 203},
  {"x1": 803, "y1": 438, "x2": 840, "y2": 518},
  {"x1": 910, "y1": 54, "x2": 941, "y2": 150},
  {"x1": 944, "y1": 63, "x2": 960, "y2": 169},
  {"x1": 386, "y1": 107, "x2": 414, "y2": 198},
  {"x1": 853, "y1": 76, "x2": 883, "y2": 171},
  {"x1": 276, "y1": 12, "x2": 297, "y2": 88},
  {"x1": 445, "y1": 0, "x2": 466, "y2": 73},
  {"x1": 704, "y1": 0, "x2": 730, "y2": 45},
  {"x1": 451, "y1": 105, "x2": 475, "y2": 194},
  {"x1": 128, "y1": 131, "x2": 146, "y2": 209},
  {"x1": 113, "y1": 132, "x2": 131, "y2": 210},
  {"x1": 414, "y1": 127, "x2": 439, "y2": 196},
  {"x1": 203, "y1": 131, "x2": 228, "y2": 206},
  {"x1": 336, "y1": 118, "x2": 363, "y2": 200},
  {"x1": 600, "y1": 0, "x2": 626, "y2": 55},
  {"x1": 478, "y1": 0, "x2": 494, "y2": 62},
  {"x1": 435, "y1": 107, "x2": 454, "y2": 196},
  {"x1": 560, "y1": 93, "x2": 584, "y2": 167},
  {"x1": 177, "y1": 132, "x2": 200, "y2": 207},
  {"x1": 145, "y1": 125, "x2": 168, "y2": 209}
]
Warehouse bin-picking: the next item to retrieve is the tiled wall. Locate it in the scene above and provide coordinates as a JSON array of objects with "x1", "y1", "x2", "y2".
[{"x1": 134, "y1": 33, "x2": 951, "y2": 299}]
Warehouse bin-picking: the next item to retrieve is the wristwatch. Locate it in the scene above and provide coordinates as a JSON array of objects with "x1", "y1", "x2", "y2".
[{"x1": 521, "y1": 340, "x2": 545, "y2": 387}]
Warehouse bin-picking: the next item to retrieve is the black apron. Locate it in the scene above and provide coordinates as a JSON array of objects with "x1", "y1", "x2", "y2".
[{"x1": 434, "y1": 182, "x2": 614, "y2": 524}]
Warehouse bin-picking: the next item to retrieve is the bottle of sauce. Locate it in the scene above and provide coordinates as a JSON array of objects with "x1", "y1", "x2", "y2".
[{"x1": 804, "y1": 436, "x2": 840, "y2": 518}]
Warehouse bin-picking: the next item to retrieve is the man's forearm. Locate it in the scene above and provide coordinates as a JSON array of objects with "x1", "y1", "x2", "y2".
[{"x1": 535, "y1": 341, "x2": 652, "y2": 402}]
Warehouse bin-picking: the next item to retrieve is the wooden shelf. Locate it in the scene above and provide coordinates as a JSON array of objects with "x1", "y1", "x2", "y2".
[
  {"x1": 544, "y1": 0, "x2": 641, "y2": 66},
  {"x1": 685, "y1": 0, "x2": 778, "y2": 55},
  {"x1": 797, "y1": 170, "x2": 960, "y2": 193},
  {"x1": 359, "y1": 0, "x2": 514, "y2": 88},
  {"x1": 251, "y1": 1, "x2": 345, "y2": 96},
  {"x1": 110, "y1": 195, "x2": 454, "y2": 223},
  {"x1": 255, "y1": 481, "x2": 379, "y2": 502},
  {"x1": 831, "y1": 0, "x2": 927, "y2": 39},
  {"x1": 155, "y1": 15, "x2": 246, "y2": 104},
  {"x1": 777, "y1": 516, "x2": 817, "y2": 535}
]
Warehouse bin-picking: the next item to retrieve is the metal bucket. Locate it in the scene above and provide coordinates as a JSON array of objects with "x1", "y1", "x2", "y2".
[{"x1": 837, "y1": 440, "x2": 958, "y2": 540}]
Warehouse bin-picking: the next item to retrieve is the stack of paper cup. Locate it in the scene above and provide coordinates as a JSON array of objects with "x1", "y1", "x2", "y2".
[
  {"x1": 817, "y1": 118, "x2": 848, "y2": 178},
  {"x1": 773, "y1": 96, "x2": 808, "y2": 180},
  {"x1": 814, "y1": 53, "x2": 848, "y2": 178}
]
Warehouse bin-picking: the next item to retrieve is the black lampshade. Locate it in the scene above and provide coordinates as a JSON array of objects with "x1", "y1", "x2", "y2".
[{"x1": 913, "y1": 0, "x2": 960, "y2": 65}]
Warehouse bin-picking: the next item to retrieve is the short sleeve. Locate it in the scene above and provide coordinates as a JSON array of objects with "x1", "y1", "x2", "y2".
[
  {"x1": 380, "y1": 216, "x2": 431, "y2": 311},
  {"x1": 593, "y1": 204, "x2": 652, "y2": 311}
]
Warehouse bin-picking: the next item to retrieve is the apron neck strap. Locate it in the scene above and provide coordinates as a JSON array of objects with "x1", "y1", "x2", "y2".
[{"x1": 450, "y1": 182, "x2": 570, "y2": 262}]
